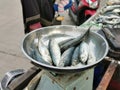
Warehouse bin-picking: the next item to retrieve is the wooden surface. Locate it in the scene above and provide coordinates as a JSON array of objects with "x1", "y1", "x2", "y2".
[{"x1": 96, "y1": 59, "x2": 118, "y2": 90}]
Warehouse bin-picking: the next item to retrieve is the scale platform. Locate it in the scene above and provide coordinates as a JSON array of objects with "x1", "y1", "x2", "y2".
[{"x1": 35, "y1": 68, "x2": 94, "y2": 90}]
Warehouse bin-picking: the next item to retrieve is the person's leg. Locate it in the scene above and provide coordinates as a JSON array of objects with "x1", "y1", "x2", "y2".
[{"x1": 21, "y1": 0, "x2": 41, "y2": 34}]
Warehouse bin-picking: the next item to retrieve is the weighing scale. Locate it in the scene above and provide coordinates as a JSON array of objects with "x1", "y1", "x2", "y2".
[
  {"x1": 1, "y1": 25, "x2": 108, "y2": 90},
  {"x1": 0, "y1": 25, "x2": 108, "y2": 90},
  {"x1": 33, "y1": 68, "x2": 94, "y2": 90},
  {"x1": 21, "y1": 25, "x2": 108, "y2": 90}
]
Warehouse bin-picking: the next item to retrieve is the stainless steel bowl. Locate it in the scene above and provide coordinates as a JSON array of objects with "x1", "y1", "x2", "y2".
[{"x1": 21, "y1": 25, "x2": 108, "y2": 74}]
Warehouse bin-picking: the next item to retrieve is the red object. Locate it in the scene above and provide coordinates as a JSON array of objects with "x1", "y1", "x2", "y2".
[
  {"x1": 82, "y1": 0, "x2": 89, "y2": 7},
  {"x1": 71, "y1": 5, "x2": 76, "y2": 13},
  {"x1": 77, "y1": 0, "x2": 90, "y2": 10},
  {"x1": 71, "y1": 0, "x2": 99, "y2": 15},
  {"x1": 29, "y1": 22, "x2": 42, "y2": 31},
  {"x1": 79, "y1": 0, "x2": 99, "y2": 16},
  {"x1": 80, "y1": 0, "x2": 99, "y2": 7},
  {"x1": 85, "y1": 9, "x2": 96, "y2": 16}
]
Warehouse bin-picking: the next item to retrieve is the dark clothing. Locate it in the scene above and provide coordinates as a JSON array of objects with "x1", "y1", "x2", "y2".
[{"x1": 21, "y1": 0, "x2": 55, "y2": 33}]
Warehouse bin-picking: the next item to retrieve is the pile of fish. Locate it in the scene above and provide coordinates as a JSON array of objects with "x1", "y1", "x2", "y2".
[
  {"x1": 31, "y1": 28, "x2": 96, "y2": 68},
  {"x1": 95, "y1": 0, "x2": 120, "y2": 28}
]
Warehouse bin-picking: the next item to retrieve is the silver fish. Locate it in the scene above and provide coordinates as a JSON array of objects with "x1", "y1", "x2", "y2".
[
  {"x1": 101, "y1": 12, "x2": 120, "y2": 18},
  {"x1": 49, "y1": 39, "x2": 61, "y2": 66},
  {"x1": 31, "y1": 39, "x2": 51, "y2": 65},
  {"x1": 102, "y1": 27, "x2": 115, "y2": 39},
  {"x1": 102, "y1": 5, "x2": 120, "y2": 13},
  {"x1": 54, "y1": 35, "x2": 74, "y2": 46},
  {"x1": 97, "y1": 15, "x2": 120, "y2": 25},
  {"x1": 112, "y1": 8, "x2": 120, "y2": 13},
  {"x1": 79, "y1": 41, "x2": 89, "y2": 64},
  {"x1": 71, "y1": 46, "x2": 80, "y2": 66},
  {"x1": 103, "y1": 18, "x2": 120, "y2": 25},
  {"x1": 60, "y1": 27, "x2": 90, "y2": 52},
  {"x1": 42, "y1": 34, "x2": 73, "y2": 47},
  {"x1": 98, "y1": 15, "x2": 120, "y2": 20},
  {"x1": 44, "y1": 33, "x2": 71, "y2": 40},
  {"x1": 97, "y1": 12, "x2": 120, "y2": 23},
  {"x1": 43, "y1": 33, "x2": 72, "y2": 44},
  {"x1": 87, "y1": 51, "x2": 96, "y2": 64},
  {"x1": 32, "y1": 46, "x2": 51, "y2": 65},
  {"x1": 58, "y1": 37, "x2": 74, "y2": 46},
  {"x1": 59, "y1": 47, "x2": 75, "y2": 67},
  {"x1": 38, "y1": 39, "x2": 52, "y2": 65}
]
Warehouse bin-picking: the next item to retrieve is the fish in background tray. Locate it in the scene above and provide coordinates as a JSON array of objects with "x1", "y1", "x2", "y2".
[{"x1": 95, "y1": 0, "x2": 120, "y2": 28}]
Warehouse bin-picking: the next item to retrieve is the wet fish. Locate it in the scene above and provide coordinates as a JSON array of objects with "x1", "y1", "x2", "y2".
[
  {"x1": 112, "y1": 8, "x2": 120, "y2": 13},
  {"x1": 102, "y1": 5, "x2": 120, "y2": 13},
  {"x1": 31, "y1": 38, "x2": 51, "y2": 65},
  {"x1": 87, "y1": 51, "x2": 96, "y2": 64},
  {"x1": 102, "y1": 27, "x2": 115, "y2": 39},
  {"x1": 55, "y1": 35, "x2": 74, "y2": 45},
  {"x1": 101, "y1": 12, "x2": 120, "y2": 18},
  {"x1": 98, "y1": 15, "x2": 120, "y2": 20},
  {"x1": 43, "y1": 33, "x2": 72, "y2": 44},
  {"x1": 60, "y1": 27, "x2": 90, "y2": 52},
  {"x1": 42, "y1": 34, "x2": 73, "y2": 47},
  {"x1": 38, "y1": 39, "x2": 52, "y2": 65},
  {"x1": 44, "y1": 33, "x2": 71, "y2": 40},
  {"x1": 103, "y1": 18, "x2": 120, "y2": 25},
  {"x1": 97, "y1": 17, "x2": 120, "y2": 25},
  {"x1": 96, "y1": 14, "x2": 120, "y2": 26},
  {"x1": 49, "y1": 39, "x2": 61, "y2": 66},
  {"x1": 71, "y1": 46, "x2": 80, "y2": 66},
  {"x1": 79, "y1": 41, "x2": 89, "y2": 64},
  {"x1": 58, "y1": 37, "x2": 74, "y2": 46},
  {"x1": 58, "y1": 47, "x2": 75, "y2": 67},
  {"x1": 32, "y1": 46, "x2": 51, "y2": 65}
]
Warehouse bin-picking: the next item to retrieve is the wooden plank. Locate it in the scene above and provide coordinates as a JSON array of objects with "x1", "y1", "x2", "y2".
[
  {"x1": 8, "y1": 66, "x2": 41, "y2": 90},
  {"x1": 96, "y1": 59, "x2": 118, "y2": 90}
]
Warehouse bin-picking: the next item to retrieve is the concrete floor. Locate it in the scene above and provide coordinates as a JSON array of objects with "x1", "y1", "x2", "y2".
[
  {"x1": 0, "y1": 0, "x2": 34, "y2": 80},
  {"x1": 0, "y1": 0, "x2": 75, "y2": 81}
]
